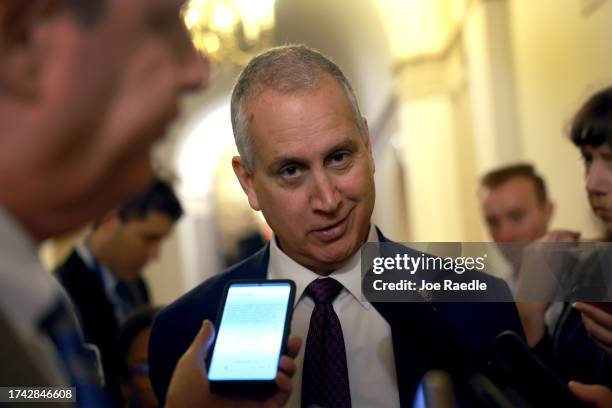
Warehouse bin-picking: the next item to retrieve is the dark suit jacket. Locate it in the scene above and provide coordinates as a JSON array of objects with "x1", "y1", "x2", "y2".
[
  {"x1": 55, "y1": 249, "x2": 150, "y2": 401},
  {"x1": 149, "y1": 232, "x2": 523, "y2": 407}
]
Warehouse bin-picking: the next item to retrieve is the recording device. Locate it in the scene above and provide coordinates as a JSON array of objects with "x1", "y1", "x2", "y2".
[
  {"x1": 487, "y1": 331, "x2": 588, "y2": 407},
  {"x1": 570, "y1": 285, "x2": 612, "y2": 314},
  {"x1": 412, "y1": 370, "x2": 457, "y2": 408},
  {"x1": 412, "y1": 370, "x2": 518, "y2": 408},
  {"x1": 207, "y1": 280, "x2": 295, "y2": 395},
  {"x1": 585, "y1": 302, "x2": 612, "y2": 314}
]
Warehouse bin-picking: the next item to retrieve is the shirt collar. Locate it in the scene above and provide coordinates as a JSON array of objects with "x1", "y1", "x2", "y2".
[{"x1": 268, "y1": 225, "x2": 378, "y2": 310}]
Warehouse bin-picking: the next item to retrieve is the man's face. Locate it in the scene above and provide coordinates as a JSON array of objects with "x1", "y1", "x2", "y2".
[
  {"x1": 110, "y1": 211, "x2": 175, "y2": 281},
  {"x1": 233, "y1": 74, "x2": 375, "y2": 274},
  {"x1": 31, "y1": 0, "x2": 207, "y2": 230},
  {"x1": 480, "y1": 177, "x2": 552, "y2": 242},
  {"x1": 583, "y1": 144, "x2": 612, "y2": 232}
]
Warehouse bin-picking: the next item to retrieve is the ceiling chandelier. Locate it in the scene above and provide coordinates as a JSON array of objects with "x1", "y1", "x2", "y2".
[{"x1": 183, "y1": 0, "x2": 277, "y2": 67}]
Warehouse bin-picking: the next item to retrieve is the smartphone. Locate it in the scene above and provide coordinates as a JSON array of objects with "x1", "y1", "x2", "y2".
[
  {"x1": 584, "y1": 302, "x2": 612, "y2": 314},
  {"x1": 570, "y1": 286, "x2": 612, "y2": 313},
  {"x1": 207, "y1": 280, "x2": 295, "y2": 395}
]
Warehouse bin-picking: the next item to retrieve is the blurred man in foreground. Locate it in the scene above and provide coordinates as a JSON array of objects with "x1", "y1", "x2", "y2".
[{"x1": 0, "y1": 1, "x2": 298, "y2": 406}]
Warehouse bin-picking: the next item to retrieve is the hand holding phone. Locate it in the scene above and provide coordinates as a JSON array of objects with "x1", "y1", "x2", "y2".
[
  {"x1": 166, "y1": 319, "x2": 301, "y2": 408},
  {"x1": 207, "y1": 280, "x2": 296, "y2": 395},
  {"x1": 573, "y1": 302, "x2": 612, "y2": 358}
]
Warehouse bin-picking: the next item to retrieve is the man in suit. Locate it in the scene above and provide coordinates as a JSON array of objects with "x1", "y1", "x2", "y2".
[
  {"x1": 149, "y1": 45, "x2": 524, "y2": 407},
  {"x1": 56, "y1": 179, "x2": 183, "y2": 402}
]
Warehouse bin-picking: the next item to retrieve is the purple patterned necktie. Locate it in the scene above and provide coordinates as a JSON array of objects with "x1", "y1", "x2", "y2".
[{"x1": 302, "y1": 278, "x2": 351, "y2": 408}]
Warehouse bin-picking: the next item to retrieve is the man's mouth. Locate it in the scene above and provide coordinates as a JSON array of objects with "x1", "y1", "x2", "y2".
[
  {"x1": 311, "y1": 212, "x2": 351, "y2": 242},
  {"x1": 593, "y1": 205, "x2": 612, "y2": 220}
]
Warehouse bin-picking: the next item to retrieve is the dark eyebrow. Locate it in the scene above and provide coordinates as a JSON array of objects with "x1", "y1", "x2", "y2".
[{"x1": 266, "y1": 137, "x2": 360, "y2": 173}]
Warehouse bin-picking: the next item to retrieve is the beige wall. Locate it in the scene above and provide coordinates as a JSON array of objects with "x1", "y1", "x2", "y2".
[
  {"x1": 509, "y1": 0, "x2": 612, "y2": 238},
  {"x1": 394, "y1": 0, "x2": 612, "y2": 241}
]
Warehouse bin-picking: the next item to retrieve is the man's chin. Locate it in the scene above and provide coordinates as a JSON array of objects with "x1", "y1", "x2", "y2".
[{"x1": 310, "y1": 242, "x2": 359, "y2": 268}]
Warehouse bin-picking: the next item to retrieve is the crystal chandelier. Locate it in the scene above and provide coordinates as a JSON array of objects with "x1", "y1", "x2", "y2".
[{"x1": 183, "y1": 0, "x2": 276, "y2": 67}]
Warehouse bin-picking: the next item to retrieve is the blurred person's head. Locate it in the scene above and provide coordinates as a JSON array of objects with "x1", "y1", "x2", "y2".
[
  {"x1": 479, "y1": 164, "x2": 553, "y2": 243},
  {"x1": 230, "y1": 45, "x2": 375, "y2": 275},
  {"x1": 0, "y1": 1, "x2": 207, "y2": 241},
  {"x1": 90, "y1": 180, "x2": 183, "y2": 282},
  {"x1": 115, "y1": 307, "x2": 160, "y2": 408},
  {"x1": 570, "y1": 86, "x2": 612, "y2": 234}
]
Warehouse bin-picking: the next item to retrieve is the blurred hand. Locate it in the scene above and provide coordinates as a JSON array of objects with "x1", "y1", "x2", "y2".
[
  {"x1": 569, "y1": 381, "x2": 612, "y2": 408},
  {"x1": 514, "y1": 229, "x2": 582, "y2": 346},
  {"x1": 166, "y1": 320, "x2": 302, "y2": 408},
  {"x1": 573, "y1": 302, "x2": 612, "y2": 359}
]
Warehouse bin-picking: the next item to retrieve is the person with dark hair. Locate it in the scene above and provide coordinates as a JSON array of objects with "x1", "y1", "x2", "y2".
[
  {"x1": 561, "y1": 86, "x2": 612, "y2": 400},
  {"x1": 512, "y1": 87, "x2": 612, "y2": 406},
  {"x1": 115, "y1": 307, "x2": 161, "y2": 408},
  {"x1": 55, "y1": 179, "x2": 182, "y2": 402},
  {"x1": 570, "y1": 85, "x2": 612, "y2": 240},
  {"x1": 479, "y1": 163, "x2": 554, "y2": 244}
]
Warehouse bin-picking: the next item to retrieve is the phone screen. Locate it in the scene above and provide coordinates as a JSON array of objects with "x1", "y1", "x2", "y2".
[{"x1": 208, "y1": 282, "x2": 292, "y2": 381}]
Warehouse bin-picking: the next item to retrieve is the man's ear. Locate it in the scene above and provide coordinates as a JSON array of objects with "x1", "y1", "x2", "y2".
[
  {"x1": 363, "y1": 117, "x2": 375, "y2": 174},
  {"x1": 232, "y1": 156, "x2": 261, "y2": 211},
  {"x1": 0, "y1": 2, "x2": 61, "y2": 100}
]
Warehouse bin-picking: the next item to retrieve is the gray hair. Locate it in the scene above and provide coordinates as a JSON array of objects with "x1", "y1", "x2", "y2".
[{"x1": 230, "y1": 45, "x2": 366, "y2": 172}]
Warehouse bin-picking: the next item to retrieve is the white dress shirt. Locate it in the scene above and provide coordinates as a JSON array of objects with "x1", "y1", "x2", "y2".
[{"x1": 268, "y1": 226, "x2": 400, "y2": 408}]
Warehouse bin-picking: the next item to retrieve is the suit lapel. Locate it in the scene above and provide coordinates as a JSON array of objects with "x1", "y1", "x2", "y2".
[
  {"x1": 372, "y1": 230, "x2": 470, "y2": 406},
  {"x1": 228, "y1": 243, "x2": 270, "y2": 280}
]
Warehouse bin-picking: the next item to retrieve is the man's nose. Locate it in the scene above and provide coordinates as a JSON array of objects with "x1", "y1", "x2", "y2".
[
  {"x1": 586, "y1": 160, "x2": 609, "y2": 196},
  {"x1": 176, "y1": 21, "x2": 211, "y2": 92},
  {"x1": 310, "y1": 171, "x2": 341, "y2": 213}
]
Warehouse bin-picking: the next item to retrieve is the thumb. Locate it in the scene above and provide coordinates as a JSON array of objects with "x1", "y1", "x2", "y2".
[{"x1": 188, "y1": 320, "x2": 215, "y2": 361}]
